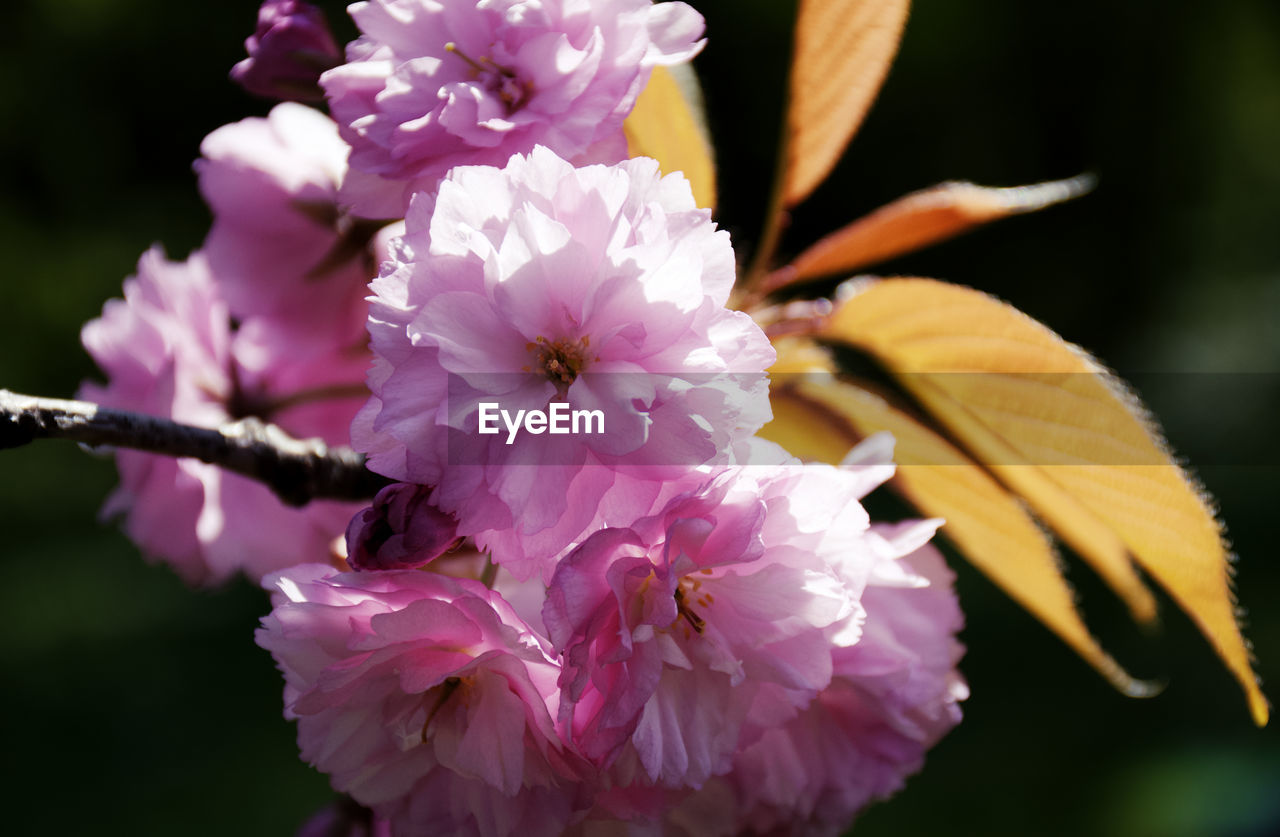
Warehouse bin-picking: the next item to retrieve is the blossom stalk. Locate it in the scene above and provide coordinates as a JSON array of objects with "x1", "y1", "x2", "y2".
[{"x1": 0, "y1": 389, "x2": 388, "y2": 505}]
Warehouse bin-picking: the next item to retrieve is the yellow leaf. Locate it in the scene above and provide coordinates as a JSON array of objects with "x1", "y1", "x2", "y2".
[
  {"x1": 624, "y1": 65, "x2": 716, "y2": 210},
  {"x1": 783, "y1": 0, "x2": 910, "y2": 206},
  {"x1": 822, "y1": 277, "x2": 1269, "y2": 724},
  {"x1": 762, "y1": 373, "x2": 1151, "y2": 696},
  {"x1": 769, "y1": 335, "x2": 838, "y2": 376},
  {"x1": 762, "y1": 177, "x2": 1094, "y2": 296}
]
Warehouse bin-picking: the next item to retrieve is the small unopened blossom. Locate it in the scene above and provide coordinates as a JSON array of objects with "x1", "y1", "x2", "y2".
[
  {"x1": 79, "y1": 247, "x2": 363, "y2": 585},
  {"x1": 258, "y1": 565, "x2": 588, "y2": 837},
  {"x1": 354, "y1": 147, "x2": 774, "y2": 580},
  {"x1": 346, "y1": 482, "x2": 460, "y2": 571},
  {"x1": 542, "y1": 461, "x2": 876, "y2": 788},
  {"x1": 321, "y1": 0, "x2": 706, "y2": 216},
  {"x1": 296, "y1": 797, "x2": 391, "y2": 837},
  {"x1": 232, "y1": 0, "x2": 342, "y2": 102}
]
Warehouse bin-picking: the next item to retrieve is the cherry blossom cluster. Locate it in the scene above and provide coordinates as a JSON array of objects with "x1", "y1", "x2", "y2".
[
  {"x1": 81, "y1": 102, "x2": 379, "y2": 584},
  {"x1": 79, "y1": 1, "x2": 967, "y2": 833}
]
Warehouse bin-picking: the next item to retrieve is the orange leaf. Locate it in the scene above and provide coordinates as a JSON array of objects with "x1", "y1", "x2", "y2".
[
  {"x1": 822, "y1": 277, "x2": 1269, "y2": 725},
  {"x1": 783, "y1": 0, "x2": 910, "y2": 206},
  {"x1": 762, "y1": 373, "x2": 1151, "y2": 696},
  {"x1": 624, "y1": 65, "x2": 716, "y2": 210},
  {"x1": 765, "y1": 176, "x2": 1094, "y2": 295}
]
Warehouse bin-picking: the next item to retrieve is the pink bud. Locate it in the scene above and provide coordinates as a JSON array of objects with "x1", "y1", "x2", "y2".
[
  {"x1": 231, "y1": 0, "x2": 340, "y2": 102},
  {"x1": 296, "y1": 797, "x2": 390, "y2": 837},
  {"x1": 345, "y1": 483, "x2": 459, "y2": 571}
]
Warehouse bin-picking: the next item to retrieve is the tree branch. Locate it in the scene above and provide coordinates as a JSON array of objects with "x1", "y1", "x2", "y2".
[{"x1": 0, "y1": 389, "x2": 390, "y2": 506}]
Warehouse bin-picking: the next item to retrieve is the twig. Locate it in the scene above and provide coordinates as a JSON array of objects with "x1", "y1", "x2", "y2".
[{"x1": 0, "y1": 389, "x2": 390, "y2": 506}]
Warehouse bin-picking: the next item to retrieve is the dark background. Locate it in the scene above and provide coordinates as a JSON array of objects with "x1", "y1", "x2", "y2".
[{"x1": 2, "y1": 1, "x2": 1277, "y2": 834}]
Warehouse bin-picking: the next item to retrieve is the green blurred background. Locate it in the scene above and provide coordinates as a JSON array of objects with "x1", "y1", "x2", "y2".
[{"x1": 1, "y1": 0, "x2": 1278, "y2": 834}]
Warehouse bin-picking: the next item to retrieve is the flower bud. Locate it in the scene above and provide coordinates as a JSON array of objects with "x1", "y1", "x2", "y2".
[
  {"x1": 296, "y1": 796, "x2": 390, "y2": 837},
  {"x1": 231, "y1": 0, "x2": 341, "y2": 102},
  {"x1": 345, "y1": 483, "x2": 459, "y2": 571}
]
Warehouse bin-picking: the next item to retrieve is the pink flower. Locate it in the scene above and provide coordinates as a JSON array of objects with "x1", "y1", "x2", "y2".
[
  {"x1": 79, "y1": 247, "x2": 364, "y2": 584},
  {"x1": 542, "y1": 462, "x2": 874, "y2": 789},
  {"x1": 321, "y1": 0, "x2": 706, "y2": 216},
  {"x1": 689, "y1": 538, "x2": 967, "y2": 836},
  {"x1": 257, "y1": 564, "x2": 587, "y2": 837},
  {"x1": 231, "y1": 0, "x2": 342, "y2": 102},
  {"x1": 196, "y1": 102, "x2": 377, "y2": 358},
  {"x1": 353, "y1": 147, "x2": 775, "y2": 580},
  {"x1": 192, "y1": 106, "x2": 390, "y2": 458}
]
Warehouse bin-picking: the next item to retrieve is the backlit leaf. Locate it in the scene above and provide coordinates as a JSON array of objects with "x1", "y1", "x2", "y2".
[
  {"x1": 762, "y1": 177, "x2": 1094, "y2": 296},
  {"x1": 625, "y1": 65, "x2": 717, "y2": 210},
  {"x1": 762, "y1": 372, "x2": 1150, "y2": 695},
  {"x1": 821, "y1": 277, "x2": 1269, "y2": 724},
  {"x1": 783, "y1": 0, "x2": 910, "y2": 206}
]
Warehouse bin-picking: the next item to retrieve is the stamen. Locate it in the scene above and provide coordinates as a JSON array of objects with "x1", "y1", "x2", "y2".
[
  {"x1": 443, "y1": 42, "x2": 488, "y2": 74},
  {"x1": 480, "y1": 54, "x2": 518, "y2": 78},
  {"x1": 530, "y1": 335, "x2": 591, "y2": 389},
  {"x1": 673, "y1": 587, "x2": 705, "y2": 634},
  {"x1": 444, "y1": 42, "x2": 528, "y2": 109}
]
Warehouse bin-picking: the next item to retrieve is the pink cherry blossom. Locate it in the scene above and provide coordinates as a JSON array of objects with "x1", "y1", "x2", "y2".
[
  {"x1": 196, "y1": 102, "x2": 377, "y2": 358},
  {"x1": 555, "y1": 508, "x2": 964, "y2": 834},
  {"x1": 79, "y1": 104, "x2": 399, "y2": 584},
  {"x1": 542, "y1": 462, "x2": 877, "y2": 789},
  {"x1": 193, "y1": 105, "x2": 385, "y2": 453},
  {"x1": 321, "y1": 0, "x2": 706, "y2": 216},
  {"x1": 257, "y1": 564, "x2": 588, "y2": 837},
  {"x1": 686, "y1": 539, "x2": 967, "y2": 836},
  {"x1": 353, "y1": 147, "x2": 775, "y2": 581},
  {"x1": 79, "y1": 247, "x2": 364, "y2": 584}
]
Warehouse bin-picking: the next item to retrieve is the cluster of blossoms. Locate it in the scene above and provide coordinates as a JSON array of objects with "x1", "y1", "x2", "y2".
[
  {"x1": 81, "y1": 1, "x2": 967, "y2": 833},
  {"x1": 82, "y1": 101, "x2": 378, "y2": 584}
]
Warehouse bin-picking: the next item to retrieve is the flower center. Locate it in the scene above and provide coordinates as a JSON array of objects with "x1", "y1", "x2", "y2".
[
  {"x1": 527, "y1": 335, "x2": 591, "y2": 388},
  {"x1": 444, "y1": 42, "x2": 531, "y2": 110},
  {"x1": 673, "y1": 574, "x2": 715, "y2": 637}
]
